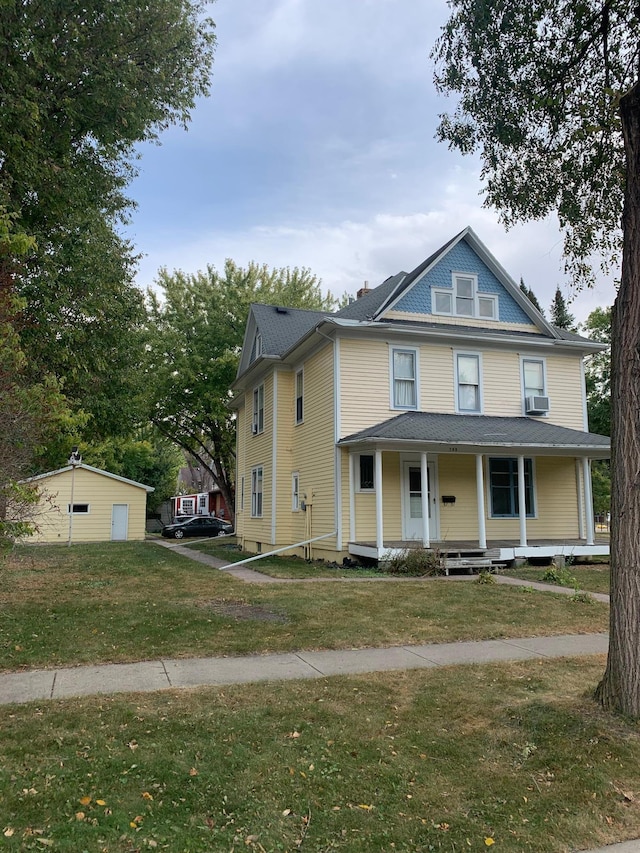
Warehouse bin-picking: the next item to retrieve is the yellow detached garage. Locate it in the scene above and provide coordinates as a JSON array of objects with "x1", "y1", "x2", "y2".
[{"x1": 23, "y1": 464, "x2": 154, "y2": 544}]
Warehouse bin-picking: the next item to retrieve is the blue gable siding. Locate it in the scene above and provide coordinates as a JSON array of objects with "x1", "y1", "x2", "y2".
[{"x1": 393, "y1": 240, "x2": 532, "y2": 325}]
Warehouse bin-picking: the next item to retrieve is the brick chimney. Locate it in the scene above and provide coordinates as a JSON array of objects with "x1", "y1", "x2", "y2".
[{"x1": 357, "y1": 280, "x2": 371, "y2": 299}]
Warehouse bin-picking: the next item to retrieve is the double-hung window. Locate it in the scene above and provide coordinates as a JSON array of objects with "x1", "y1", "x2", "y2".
[
  {"x1": 251, "y1": 466, "x2": 263, "y2": 517},
  {"x1": 295, "y1": 369, "x2": 304, "y2": 424},
  {"x1": 456, "y1": 353, "x2": 481, "y2": 413},
  {"x1": 391, "y1": 347, "x2": 417, "y2": 409},
  {"x1": 252, "y1": 383, "x2": 264, "y2": 434},
  {"x1": 489, "y1": 458, "x2": 534, "y2": 518},
  {"x1": 523, "y1": 358, "x2": 545, "y2": 398}
]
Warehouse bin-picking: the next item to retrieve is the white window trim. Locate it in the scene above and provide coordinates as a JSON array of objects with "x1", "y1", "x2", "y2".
[
  {"x1": 356, "y1": 453, "x2": 375, "y2": 492},
  {"x1": 455, "y1": 351, "x2": 483, "y2": 414},
  {"x1": 252, "y1": 383, "x2": 264, "y2": 435},
  {"x1": 520, "y1": 356, "x2": 549, "y2": 415},
  {"x1": 251, "y1": 465, "x2": 263, "y2": 518},
  {"x1": 432, "y1": 273, "x2": 498, "y2": 320},
  {"x1": 295, "y1": 368, "x2": 304, "y2": 425},
  {"x1": 292, "y1": 471, "x2": 300, "y2": 511},
  {"x1": 67, "y1": 503, "x2": 91, "y2": 514},
  {"x1": 389, "y1": 345, "x2": 420, "y2": 410}
]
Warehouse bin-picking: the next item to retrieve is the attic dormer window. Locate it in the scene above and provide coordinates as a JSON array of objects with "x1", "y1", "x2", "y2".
[
  {"x1": 432, "y1": 274, "x2": 497, "y2": 321},
  {"x1": 250, "y1": 332, "x2": 263, "y2": 363}
]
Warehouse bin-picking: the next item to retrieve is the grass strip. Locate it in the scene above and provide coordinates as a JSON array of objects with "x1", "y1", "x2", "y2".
[
  {"x1": 1, "y1": 657, "x2": 638, "y2": 851},
  {"x1": 0, "y1": 544, "x2": 608, "y2": 672}
]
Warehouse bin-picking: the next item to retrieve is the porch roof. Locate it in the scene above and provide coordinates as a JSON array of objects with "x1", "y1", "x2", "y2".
[{"x1": 338, "y1": 412, "x2": 610, "y2": 456}]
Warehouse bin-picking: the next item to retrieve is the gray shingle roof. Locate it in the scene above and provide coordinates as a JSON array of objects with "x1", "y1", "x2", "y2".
[
  {"x1": 251, "y1": 303, "x2": 329, "y2": 356},
  {"x1": 334, "y1": 272, "x2": 407, "y2": 321},
  {"x1": 339, "y1": 412, "x2": 610, "y2": 451}
]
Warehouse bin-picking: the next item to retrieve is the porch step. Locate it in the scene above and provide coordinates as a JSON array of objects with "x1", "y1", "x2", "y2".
[{"x1": 443, "y1": 557, "x2": 507, "y2": 576}]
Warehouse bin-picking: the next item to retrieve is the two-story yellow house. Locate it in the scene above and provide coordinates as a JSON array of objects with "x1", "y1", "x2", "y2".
[{"x1": 230, "y1": 228, "x2": 610, "y2": 565}]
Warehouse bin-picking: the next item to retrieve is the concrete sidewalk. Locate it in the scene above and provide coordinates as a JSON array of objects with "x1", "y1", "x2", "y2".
[{"x1": 0, "y1": 632, "x2": 609, "y2": 706}]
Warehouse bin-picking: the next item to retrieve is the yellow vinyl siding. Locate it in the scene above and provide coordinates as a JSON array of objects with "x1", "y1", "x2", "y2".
[
  {"x1": 340, "y1": 337, "x2": 392, "y2": 437},
  {"x1": 340, "y1": 338, "x2": 589, "y2": 435},
  {"x1": 290, "y1": 344, "x2": 336, "y2": 558},
  {"x1": 29, "y1": 468, "x2": 148, "y2": 543},
  {"x1": 275, "y1": 370, "x2": 295, "y2": 545},
  {"x1": 485, "y1": 456, "x2": 580, "y2": 539},
  {"x1": 436, "y1": 455, "x2": 480, "y2": 541},
  {"x1": 422, "y1": 345, "x2": 455, "y2": 413},
  {"x1": 234, "y1": 401, "x2": 246, "y2": 538},
  {"x1": 481, "y1": 351, "x2": 522, "y2": 416},
  {"x1": 545, "y1": 356, "x2": 585, "y2": 430},
  {"x1": 242, "y1": 374, "x2": 273, "y2": 547}
]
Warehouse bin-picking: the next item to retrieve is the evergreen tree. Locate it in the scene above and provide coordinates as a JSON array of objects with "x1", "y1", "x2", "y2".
[
  {"x1": 519, "y1": 278, "x2": 544, "y2": 315},
  {"x1": 549, "y1": 287, "x2": 576, "y2": 330}
]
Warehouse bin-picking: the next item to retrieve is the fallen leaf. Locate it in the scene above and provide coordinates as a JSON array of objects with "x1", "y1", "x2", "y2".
[
  {"x1": 245, "y1": 835, "x2": 259, "y2": 844},
  {"x1": 79, "y1": 796, "x2": 91, "y2": 806},
  {"x1": 485, "y1": 838, "x2": 495, "y2": 847},
  {"x1": 96, "y1": 799, "x2": 106, "y2": 806},
  {"x1": 142, "y1": 791, "x2": 154, "y2": 800},
  {"x1": 358, "y1": 804, "x2": 373, "y2": 811},
  {"x1": 3, "y1": 828, "x2": 15, "y2": 838},
  {"x1": 75, "y1": 812, "x2": 85, "y2": 821},
  {"x1": 282, "y1": 809, "x2": 291, "y2": 816},
  {"x1": 189, "y1": 768, "x2": 198, "y2": 777}
]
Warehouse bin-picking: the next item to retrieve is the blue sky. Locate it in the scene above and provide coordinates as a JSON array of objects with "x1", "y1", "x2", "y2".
[{"x1": 124, "y1": 0, "x2": 616, "y2": 321}]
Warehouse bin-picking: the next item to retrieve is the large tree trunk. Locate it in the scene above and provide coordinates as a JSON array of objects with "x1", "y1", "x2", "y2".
[{"x1": 595, "y1": 79, "x2": 640, "y2": 714}]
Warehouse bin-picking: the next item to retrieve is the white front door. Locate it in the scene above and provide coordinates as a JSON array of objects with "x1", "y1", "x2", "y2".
[
  {"x1": 402, "y1": 461, "x2": 437, "y2": 541},
  {"x1": 111, "y1": 504, "x2": 129, "y2": 541}
]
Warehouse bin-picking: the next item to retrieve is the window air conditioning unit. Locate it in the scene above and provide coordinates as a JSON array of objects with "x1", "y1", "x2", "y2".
[
  {"x1": 251, "y1": 423, "x2": 259, "y2": 434},
  {"x1": 525, "y1": 395, "x2": 550, "y2": 415}
]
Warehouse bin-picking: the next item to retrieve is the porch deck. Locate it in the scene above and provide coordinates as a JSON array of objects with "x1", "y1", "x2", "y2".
[{"x1": 348, "y1": 538, "x2": 610, "y2": 563}]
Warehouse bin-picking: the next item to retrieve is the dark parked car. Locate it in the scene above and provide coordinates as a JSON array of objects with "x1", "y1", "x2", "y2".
[{"x1": 161, "y1": 516, "x2": 234, "y2": 539}]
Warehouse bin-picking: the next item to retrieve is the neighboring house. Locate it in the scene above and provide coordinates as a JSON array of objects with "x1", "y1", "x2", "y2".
[
  {"x1": 230, "y1": 227, "x2": 610, "y2": 564},
  {"x1": 22, "y1": 464, "x2": 154, "y2": 543},
  {"x1": 172, "y1": 465, "x2": 231, "y2": 519}
]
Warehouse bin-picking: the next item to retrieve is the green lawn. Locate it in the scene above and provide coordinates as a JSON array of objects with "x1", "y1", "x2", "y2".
[
  {"x1": 2, "y1": 657, "x2": 640, "y2": 852},
  {"x1": 0, "y1": 542, "x2": 608, "y2": 672},
  {"x1": 504, "y1": 563, "x2": 611, "y2": 595}
]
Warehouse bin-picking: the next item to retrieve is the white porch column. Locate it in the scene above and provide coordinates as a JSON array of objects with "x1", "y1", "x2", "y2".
[
  {"x1": 517, "y1": 455, "x2": 528, "y2": 547},
  {"x1": 375, "y1": 450, "x2": 384, "y2": 552},
  {"x1": 582, "y1": 456, "x2": 595, "y2": 546},
  {"x1": 575, "y1": 458, "x2": 585, "y2": 540},
  {"x1": 349, "y1": 452, "x2": 356, "y2": 544},
  {"x1": 476, "y1": 454, "x2": 487, "y2": 549},
  {"x1": 420, "y1": 452, "x2": 430, "y2": 548}
]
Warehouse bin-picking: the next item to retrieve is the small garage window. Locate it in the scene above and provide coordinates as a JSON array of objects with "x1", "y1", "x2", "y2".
[{"x1": 68, "y1": 503, "x2": 90, "y2": 514}]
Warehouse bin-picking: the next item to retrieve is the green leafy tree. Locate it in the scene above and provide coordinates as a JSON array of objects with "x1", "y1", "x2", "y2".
[
  {"x1": 0, "y1": 0, "x2": 216, "y2": 439},
  {"x1": 583, "y1": 306, "x2": 612, "y2": 437},
  {"x1": 80, "y1": 433, "x2": 182, "y2": 513},
  {"x1": 549, "y1": 286, "x2": 577, "y2": 330},
  {"x1": 519, "y1": 278, "x2": 544, "y2": 315},
  {"x1": 0, "y1": 212, "x2": 75, "y2": 550},
  {"x1": 433, "y1": 0, "x2": 640, "y2": 714},
  {"x1": 146, "y1": 261, "x2": 338, "y2": 522}
]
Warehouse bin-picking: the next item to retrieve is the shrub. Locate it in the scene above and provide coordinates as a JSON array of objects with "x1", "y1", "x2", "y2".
[
  {"x1": 384, "y1": 547, "x2": 444, "y2": 576},
  {"x1": 541, "y1": 566, "x2": 578, "y2": 588}
]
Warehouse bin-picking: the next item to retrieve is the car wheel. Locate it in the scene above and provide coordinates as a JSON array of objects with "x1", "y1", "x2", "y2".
[{"x1": 174, "y1": 529, "x2": 184, "y2": 539}]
